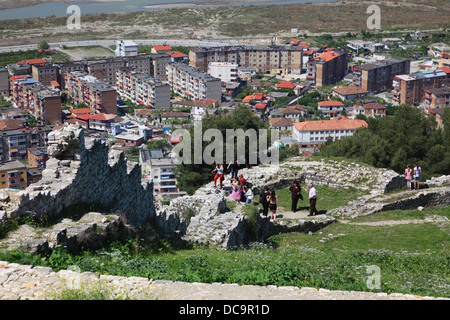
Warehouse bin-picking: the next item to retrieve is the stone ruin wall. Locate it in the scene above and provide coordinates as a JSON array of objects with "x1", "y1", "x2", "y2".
[{"x1": 0, "y1": 124, "x2": 155, "y2": 230}]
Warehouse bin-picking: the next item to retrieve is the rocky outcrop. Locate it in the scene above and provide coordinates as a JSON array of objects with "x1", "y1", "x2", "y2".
[
  {"x1": 328, "y1": 186, "x2": 450, "y2": 219},
  {"x1": 0, "y1": 125, "x2": 155, "y2": 226},
  {"x1": 0, "y1": 124, "x2": 156, "y2": 253}
]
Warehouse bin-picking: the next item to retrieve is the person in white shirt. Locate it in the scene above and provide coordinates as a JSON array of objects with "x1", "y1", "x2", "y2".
[
  {"x1": 243, "y1": 185, "x2": 253, "y2": 204},
  {"x1": 308, "y1": 183, "x2": 318, "y2": 216}
]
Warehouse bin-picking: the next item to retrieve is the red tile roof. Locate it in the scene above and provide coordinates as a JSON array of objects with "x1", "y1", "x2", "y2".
[
  {"x1": 318, "y1": 101, "x2": 344, "y2": 107},
  {"x1": 294, "y1": 116, "x2": 367, "y2": 132},
  {"x1": 333, "y1": 86, "x2": 368, "y2": 95},
  {"x1": 153, "y1": 45, "x2": 172, "y2": 52},
  {"x1": 242, "y1": 92, "x2": 267, "y2": 103},
  {"x1": 362, "y1": 102, "x2": 385, "y2": 110},
  {"x1": 255, "y1": 103, "x2": 267, "y2": 109},
  {"x1": 89, "y1": 113, "x2": 116, "y2": 121},
  {"x1": 276, "y1": 81, "x2": 296, "y2": 89},
  {"x1": 70, "y1": 108, "x2": 94, "y2": 115},
  {"x1": 438, "y1": 67, "x2": 450, "y2": 74},
  {"x1": 313, "y1": 51, "x2": 340, "y2": 62},
  {"x1": 17, "y1": 58, "x2": 46, "y2": 66},
  {"x1": 166, "y1": 51, "x2": 188, "y2": 58}
]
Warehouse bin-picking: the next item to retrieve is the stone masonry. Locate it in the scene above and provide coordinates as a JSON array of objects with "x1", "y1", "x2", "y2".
[{"x1": 0, "y1": 124, "x2": 156, "y2": 254}]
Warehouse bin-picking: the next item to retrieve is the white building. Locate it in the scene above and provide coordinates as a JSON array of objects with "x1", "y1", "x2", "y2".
[
  {"x1": 292, "y1": 116, "x2": 368, "y2": 146},
  {"x1": 207, "y1": 62, "x2": 238, "y2": 83},
  {"x1": 115, "y1": 40, "x2": 138, "y2": 57}
]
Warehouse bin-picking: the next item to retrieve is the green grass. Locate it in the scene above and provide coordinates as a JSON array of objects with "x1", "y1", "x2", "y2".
[{"x1": 257, "y1": 186, "x2": 366, "y2": 214}]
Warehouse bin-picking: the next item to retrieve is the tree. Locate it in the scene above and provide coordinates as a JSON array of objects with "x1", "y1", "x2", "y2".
[
  {"x1": 174, "y1": 105, "x2": 270, "y2": 194},
  {"x1": 39, "y1": 40, "x2": 50, "y2": 50},
  {"x1": 319, "y1": 104, "x2": 449, "y2": 177}
]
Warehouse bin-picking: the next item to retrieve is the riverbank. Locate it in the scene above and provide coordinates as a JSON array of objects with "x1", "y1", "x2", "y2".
[{"x1": 0, "y1": 0, "x2": 448, "y2": 46}]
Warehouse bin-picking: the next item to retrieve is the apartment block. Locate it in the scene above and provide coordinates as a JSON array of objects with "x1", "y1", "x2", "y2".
[
  {"x1": 116, "y1": 67, "x2": 171, "y2": 110},
  {"x1": 0, "y1": 160, "x2": 27, "y2": 190},
  {"x1": 10, "y1": 75, "x2": 62, "y2": 124},
  {"x1": 0, "y1": 124, "x2": 51, "y2": 162},
  {"x1": 150, "y1": 53, "x2": 172, "y2": 80},
  {"x1": 31, "y1": 63, "x2": 59, "y2": 87},
  {"x1": 353, "y1": 57, "x2": 410, "y2": 94},
  {"x1": 0, "y1": 67, "x2": 9, "y2": 97},
  {"x1": 293, "y1": 116, "x2": 367, "y2": 147},
  {"x1": 208, "y1": 62, "x2": 238, "y2": 83},
  {"x1": 64, "y1": 71, "x2": 117, "y2": 114},
  {"x1": 189, "y1": 45, "x2": 303, "y2": 74},
  {"x1": 166, "y1": 63, "x2": 222, "y2": 101},
  {"x1": 139, "y1": 150, "x2": 186, "y2": 200},
  {"x1": 115, "y1": 40, "x2": 138, "y2": 57},
  {"x1": 392, "y1": 69, "x2": 449, "y2": 105},
  {"x1": 424, "y1": 87, "x2": 450, "y2": 109},
  {"x1": 306, "y1": 50, "x2": 348, "y2": 87}
]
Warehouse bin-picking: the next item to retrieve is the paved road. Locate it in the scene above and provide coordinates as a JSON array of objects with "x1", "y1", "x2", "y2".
[{"x1": 0, "y1": 38, "x2": 257, "y2": 53}]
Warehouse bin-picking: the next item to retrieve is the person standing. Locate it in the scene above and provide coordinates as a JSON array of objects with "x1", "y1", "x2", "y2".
[
  {"x1": 212, "y1": 163, "x2": 224, "y2": 189},
  {"x1": 260, "y1": 186, "x2": 270, "y2": 217},
  {"x1": 308, "y1": 183, "x2": 318, "y2": 216},
  {"x1": 289, "y1": 180, "x2": 302, "y2": 213},
  {"x1": 413, "y1": 163, "x2": 421, "y2": 190},
  {"x1": 405, "y1": 164, "x2": 412, "y2": 190},
  {"x1": 227, "y1": 156, "x2": 239, "y2": 180},
  {"x1": 266, "y1": 189, "x2": 278, "y2": 221}
]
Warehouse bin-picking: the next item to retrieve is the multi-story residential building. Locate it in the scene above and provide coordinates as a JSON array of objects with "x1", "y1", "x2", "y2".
[
  {"x1": 139, "y1": 150, "x2": 186, "y2": 200},
  {"x1": 149, "y1": 54, "x2": 172, "y2": 80},
  {"x1": 0, "y1": 125, "x2": 51, "y2": 162},
  {"x1": 54, "y1": 61, "x2": 86, "y2": 89},
  {"x1": 166, "y1": 63, "x2": 222, "y2": 101},
  {"x1": 424, "y1": 87, "x2": 450, "y2": 109},
  {"x1": 27, "y1": 147, "x2": 48, "y2": 169},
  {"x1": 0, "y1": 67, "x2": 9, "y2": 97},
  {"x1": 116, "y1": 67, "x2": 170, "y2": 110},
  {"x1": 352, "y1": 57, "x2": 410, "y2": 94},
  {"x1": 317, "y1": 100, "x2": 345, "y2": 118},
  {"x1": 189, "y1": 45, "x2": 303, "y2": 75},
  {"x1": 392, "y1": 69, "x2": 448, "y2": 105},
  {"x1": 306, "y1": 50, "x2": 348, "y2": 87},
  {"x1": 152, "y1": 45, "x2": 172, "y2": 54},
  {"x1": 31, "y1": 63, "x2": 59, "y2": 87},
  {"x1": 85, "y1": 58, "x2": 127, "y2": 85},
  {"x1": 362, "y1": 102, "x2": 386, "y2": 117},
  {"x1": 7, "y1": 58, "x2": 47, "y2": 76},
  {"x1": 292, "y1": 116, "x2": 367, "y2": 148},
  {"x1": 115, "y1": 40, "x2": 138, "y2": 57},
  {"x1": 207, "y1": 62, "x2": 238, "y2": 83},
  {"x1": 10, "y1": 75, "x2": 62, "y2": 124},
  {"x1": 332, "y1": 86, "x2": 369, "y2": 101},
  {"x1": 0, "y1": 160, "x2": 27, "y2": 190},
  {"x1": 64, "y1": 71, "x2": 117, "y2": 114}
]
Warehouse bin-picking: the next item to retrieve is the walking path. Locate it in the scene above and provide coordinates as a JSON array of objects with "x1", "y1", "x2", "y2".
[{"x1": 0, "y1": 260, "x2": 446, "y2": 300}]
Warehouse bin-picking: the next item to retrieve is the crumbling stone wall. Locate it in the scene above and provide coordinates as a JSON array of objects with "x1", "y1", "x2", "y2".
[{"x1": 0, "y1": 124, "x2": 155, "y2": 228}]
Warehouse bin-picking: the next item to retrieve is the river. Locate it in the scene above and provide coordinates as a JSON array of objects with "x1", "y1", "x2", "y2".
[{"x1": 0, "y1": 0, "x2": 336, "y2": 21}]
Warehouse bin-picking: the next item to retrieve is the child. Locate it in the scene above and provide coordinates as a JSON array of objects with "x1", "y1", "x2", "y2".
[{"x1": 405, "y1": 164, "x2": 412, "y2": 190}]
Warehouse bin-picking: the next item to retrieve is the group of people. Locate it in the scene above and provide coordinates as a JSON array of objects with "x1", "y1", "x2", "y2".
[
  {"x1": 258, "y1": 181, "x2": 319, "y2": 221},
  {"x1": 404, "y1": 163, "x2": 422, "y2": 190},
  {"x1": 212, "y1": 160, "x2": 319, "y2": 221},
  {"x1": 211, "y1": 157, "x2": 241, "y2": 189}
]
